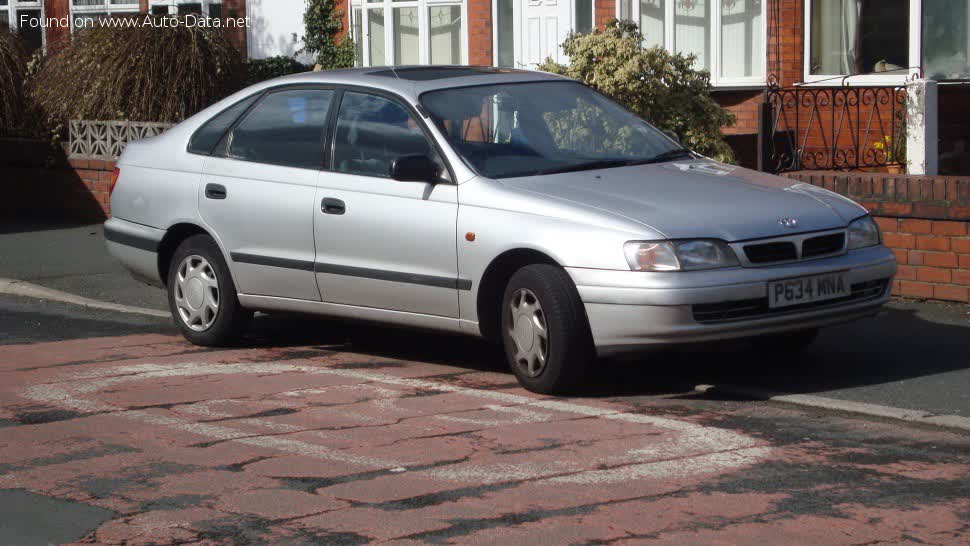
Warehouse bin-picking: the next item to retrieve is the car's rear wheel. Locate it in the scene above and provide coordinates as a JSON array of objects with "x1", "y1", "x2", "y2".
[
  {"x1": 750, "y1": 328, "x2": 819, "y2": 354},
  {"x1": 501, "y1": 264, "x2": 594, "y2": 394},
  {"x1": 167, "y1": 234, "x2": 251, "y2": 346}
]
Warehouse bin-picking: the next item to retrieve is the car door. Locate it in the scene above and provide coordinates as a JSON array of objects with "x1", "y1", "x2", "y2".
[
  {"x1": 313, "y1": 90, "x2": 461, "y2": 318},
  {"x1": 199, "y1": 87, "x2": 335, "y2": 301}
]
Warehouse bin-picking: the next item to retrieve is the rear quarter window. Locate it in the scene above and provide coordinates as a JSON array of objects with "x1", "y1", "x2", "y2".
[{"x1": 187, "y1": 94, "x2": 260, "y2": 155}]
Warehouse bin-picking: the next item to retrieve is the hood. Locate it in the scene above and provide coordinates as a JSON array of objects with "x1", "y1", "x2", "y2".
[{"x1": 498, "y1": 160, "x2": 866, "y2": 241}]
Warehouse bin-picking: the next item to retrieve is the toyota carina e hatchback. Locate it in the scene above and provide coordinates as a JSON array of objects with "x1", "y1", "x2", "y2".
[{"x1": 104, "y1": 66, "x2": 897, "y2": 394}]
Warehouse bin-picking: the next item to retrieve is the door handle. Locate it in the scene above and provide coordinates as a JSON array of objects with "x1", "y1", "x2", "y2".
[
  {"x1": 322, "y1": 197, "x2": 345, "y2": 215},
  {"x1": 205, "y1": 183, "x2": 227, "y2": 200}
]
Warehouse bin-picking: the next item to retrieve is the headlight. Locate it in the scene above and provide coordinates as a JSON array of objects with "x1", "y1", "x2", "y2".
[
  {"x1": 624, "y1": 240, "x2": 739, "y2": 271},
  {"x1": 847, "y1": 216, "x2": 880, "y2": 249}
]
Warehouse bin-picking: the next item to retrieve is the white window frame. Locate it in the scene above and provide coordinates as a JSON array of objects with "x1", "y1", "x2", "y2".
[
  {"x1": 349, "y1": 0, "x2": 468, "y2": 67},
  {"x1": 1, "y1": 0, "x2": 46, "y2": 51},
  {"x1": 616, "y1": 0, "x2": 767, "y2": 88},
  {"x1": 70, "y1": 0, "x2": 141, "y2": 31},
  {"x1": 148, "y1": 0, "x2": 223, "y2": 17},
  {"x1": 803, "y1": 0, "x2": 921, "y2": 86}
]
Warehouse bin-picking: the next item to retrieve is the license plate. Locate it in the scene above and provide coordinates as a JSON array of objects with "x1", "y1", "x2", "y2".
[{"x1": 768, "y1": 272, "x2": 850, "y2": 309}]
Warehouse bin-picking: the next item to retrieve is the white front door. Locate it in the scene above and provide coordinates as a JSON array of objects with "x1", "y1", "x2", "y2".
[{"x1": 515, "y1": 0, "x2": 570, "y2": 68}]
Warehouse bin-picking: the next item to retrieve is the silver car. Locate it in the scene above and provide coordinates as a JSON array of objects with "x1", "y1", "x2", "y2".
[{"x1": 105, "y1": 67, "x2": 896, "y2": 393}]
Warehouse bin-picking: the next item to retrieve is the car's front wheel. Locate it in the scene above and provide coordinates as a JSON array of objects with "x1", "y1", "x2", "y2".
[
  {"x1": 501, "y1": 264, "x2": 594, "y2": 394},
  {"x1": 167, "y1": 234, "x2": 251, "y2": 346}
]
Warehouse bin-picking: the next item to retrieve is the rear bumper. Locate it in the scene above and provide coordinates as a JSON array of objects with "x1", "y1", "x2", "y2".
[
  {"x1": 566, "y1": 245, "x2": 896, "y2": 355},
  {"x1": 104, "y1": 217, "x2": 165, "y2": 287}
]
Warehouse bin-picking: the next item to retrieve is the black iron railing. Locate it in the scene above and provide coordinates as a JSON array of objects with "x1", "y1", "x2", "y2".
[{"x1": 759, "y1": 82, "x2": 907, "y2": 173}]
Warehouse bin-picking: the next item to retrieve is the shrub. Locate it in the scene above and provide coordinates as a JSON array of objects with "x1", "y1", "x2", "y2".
[
  {"x1": 245, "y1": 56, "x2": 311, "y2": 85},
  {"x1": 30, "y1": 18, "x2": 244, "y2": 124},
  {"x1": 301, "y1": 0, "x2": 355, "y2": 69},
  {"x1": 538, "y1": 20, "x2": 736, "y2": 163},
  {"x1": 0, "y1": 26, "x2": 28, "y2": 136}
]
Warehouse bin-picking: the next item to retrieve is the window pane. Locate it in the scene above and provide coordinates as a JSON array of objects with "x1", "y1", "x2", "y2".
[
  {"x1": 674, "y1": 0, "x2": 710, "y2": 70},
  {"x1": 353, "y1": 8, "x2": 363, "y2": 66},
  {"x1": 152, "y1": 6, "x2": 170, "y2": 15},
  {"x1": 18, "y1": 10, "x2": 43, "y2": 52},
  {"x1": 429, "y1": 5, "x2": 461, "y2": 64},
  {"x1": 619, "y1": 0, "x2": 632, "y2": 21},
  {"x1": 721, "y1": 0, "x2": 762, "y2": 78},
  {"x1": 178, "y1": 3, "x2": 202, "y2": 15},
  {"x1": 639, "y1": 0, "x2": 664, "y2": 49},
  {"x1": 189, "y1": 93, "x2": 260, "y2": 155},
  {"x1": 209, "y1": 4, "x2": 222, "y2": 18},
  {"x1": 810, "y1": 0, "x2": 908, "y2": 75},
  {"x1": 393, "y1": 7, "x2": 419, "y2": 64},
  {"x1": 575, "y1": 0, "x2": 592, "y2": 33},
  {"x1": 333, "y1": 92, "x2": 437, "y2": 179},
  {"x1": 496, "y1": 0, "x2": 514, "y2": 67},
  {"x1": 230, "y1": 90, "x2": 334, "y2": 169},
  {"x1": 923, "y1": 0, "x2": 970, "y2": 80},
  {"x1": 368, "y1": 8, "x2": 386, "y2": 66},
  {"x1": 0, "y1": 11, "x2": 9, "y2": 27}
]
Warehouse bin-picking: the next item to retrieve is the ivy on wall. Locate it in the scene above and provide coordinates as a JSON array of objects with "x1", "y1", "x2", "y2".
[{"x1": 301, "y1": 0, "x2": 355, "y2": 69}]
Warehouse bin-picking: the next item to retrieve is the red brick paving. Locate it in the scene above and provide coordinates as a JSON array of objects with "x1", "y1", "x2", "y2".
[{"x1": 0, "y1": 335, "x2": 967, "y2": 544}]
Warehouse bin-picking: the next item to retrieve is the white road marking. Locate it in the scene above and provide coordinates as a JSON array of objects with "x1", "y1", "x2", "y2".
[
  {"x1": 0, "y1": 277, "x2": 169, "y2": 318},
  {"x1": 15, "y1": 361, "x2": 771, "y2": 486},
  {"x1": 696, "y1": 384, "x2": 970, "y2": 432}
]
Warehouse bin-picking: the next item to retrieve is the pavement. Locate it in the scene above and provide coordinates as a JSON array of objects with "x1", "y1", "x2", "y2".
[{"x1": 0, "y1": 221, "x2": 968, "y2": 544}]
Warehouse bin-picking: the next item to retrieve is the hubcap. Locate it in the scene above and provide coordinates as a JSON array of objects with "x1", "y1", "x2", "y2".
[
  {"x1": 507, "y1": 288, "x2": 548, "y2": 378},
  {"x1": 173, "y1": 255, "x2": 220, "y2": 332}
]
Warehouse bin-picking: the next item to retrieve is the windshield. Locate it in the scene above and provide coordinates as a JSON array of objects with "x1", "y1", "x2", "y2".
[{"x1": 419, "y1": 81, "x2": 689, "y2": 179}]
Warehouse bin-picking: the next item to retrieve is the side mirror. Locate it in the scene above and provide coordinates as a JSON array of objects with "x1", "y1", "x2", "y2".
[
  {"x1": 390, "y1": 154, "x2": 440, "y2": 183},
  {"x1": 662, "y1": 129, "x2": 681, "y2": 145}
]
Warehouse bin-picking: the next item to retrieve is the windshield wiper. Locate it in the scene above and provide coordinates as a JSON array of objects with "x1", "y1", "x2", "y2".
[
  {"x1": 532, "y1": 159, "x2": 636, "y2": 176},
  {"x1": 638, "y1": 148, "x2": 695, "y2": 164}
]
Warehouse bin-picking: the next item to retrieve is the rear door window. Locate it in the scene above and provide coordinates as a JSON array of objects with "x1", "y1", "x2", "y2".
[{"x1": 229, "y1": 89, "x2": 335, "y2": 169}]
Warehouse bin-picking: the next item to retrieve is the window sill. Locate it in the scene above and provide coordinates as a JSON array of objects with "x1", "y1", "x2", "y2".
[{"x1": 800, "y1": 74, "x2": 912, "y2": 87}]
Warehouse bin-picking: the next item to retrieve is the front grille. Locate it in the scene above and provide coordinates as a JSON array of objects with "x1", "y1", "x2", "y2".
[
  {"x1": 803, "y1": 233, "x2": 845, "y2": 258},
  {"x1": 744, "y1": 242, "x2": 797, "y2": 263},
  {"x1": 692, "y1": 278, "x2": 889, "y2": 324}
]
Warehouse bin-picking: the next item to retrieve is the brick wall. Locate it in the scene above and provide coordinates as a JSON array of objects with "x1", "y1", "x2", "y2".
[
  {"x1": 715, "y1": 90, "x2": 763, "y2": 136},
  {"x1": 785, "y1": 171, "x2": 970, "y2": 303},
  {"x1": 2, "y1": 161, "x2": 112, "y2": 222},
  {"x1": 42, "y1": 0, "x2": 248, "y2": 57},
  {"x1": 467, "y1": 0, "x2": 493, "y2": 66}
]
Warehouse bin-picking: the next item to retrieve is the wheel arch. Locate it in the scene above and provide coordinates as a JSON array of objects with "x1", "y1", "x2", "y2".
[
  {"x1": 476, "y1": 248, "x2": 562, "y2": 343},
  {"x1": 157, "y1": 222, "x2": 218, "y2": 287}
]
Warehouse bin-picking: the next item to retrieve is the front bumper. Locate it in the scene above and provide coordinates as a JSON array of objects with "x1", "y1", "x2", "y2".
[{"x1": 566, "y1": 245, "x2": 896, "y2": 355}]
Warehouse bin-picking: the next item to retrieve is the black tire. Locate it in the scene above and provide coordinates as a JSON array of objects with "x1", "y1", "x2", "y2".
[
  {"x1": 501, "y1": 264, "x2": 595, "y2": 394},
  {"x1": 750, "y1": 328, "x2": 819, "y2": 354},
  {"x1": 166, "y1": 234, "x2": 251, "y2": 346}
]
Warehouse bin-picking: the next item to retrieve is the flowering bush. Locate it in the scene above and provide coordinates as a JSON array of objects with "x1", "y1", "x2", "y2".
[{"x1": 538, "y1": 19, "x2": 736, "y2": 163}]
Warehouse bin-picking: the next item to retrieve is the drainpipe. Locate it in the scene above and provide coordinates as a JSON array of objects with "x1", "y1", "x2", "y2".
[{"x1": 906, "y1": 79, "x2": 939, "y2": 176}]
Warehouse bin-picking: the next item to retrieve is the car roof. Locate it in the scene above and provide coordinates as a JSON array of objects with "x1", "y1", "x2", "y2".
[{"x1": 264, "y1": 65, "x2": 570, "y2": 102}]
